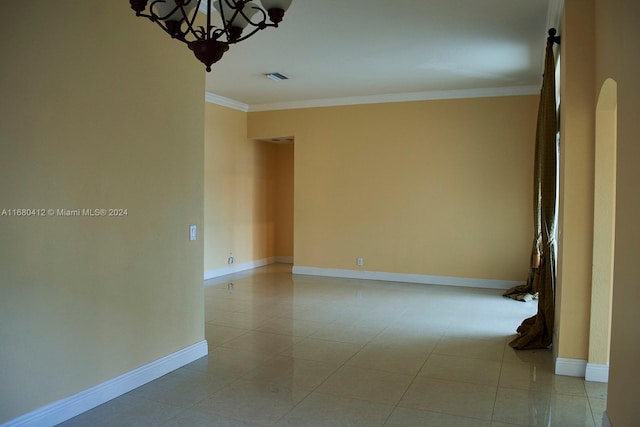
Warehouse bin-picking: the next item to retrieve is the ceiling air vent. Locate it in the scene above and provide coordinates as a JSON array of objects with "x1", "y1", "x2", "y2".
[{"x1": 265, "y1": 72, "x2": 289, "y2": 81}]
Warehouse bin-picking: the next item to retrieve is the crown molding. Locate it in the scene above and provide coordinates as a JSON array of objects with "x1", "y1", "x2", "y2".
[
  {"x1": 204, "y1": 92, "x2": 249, "y2": 112},
  {"x1": 205, "y1": 85, "x2": 540, "y2": 113},
  {"x1": 249, "y1": 86, "x2": 540, "y2": 112}
]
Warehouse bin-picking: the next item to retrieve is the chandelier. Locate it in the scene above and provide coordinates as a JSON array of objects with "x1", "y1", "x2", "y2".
[{"x1": 129, "y1": 0, "x2": 293, "y2": 71}]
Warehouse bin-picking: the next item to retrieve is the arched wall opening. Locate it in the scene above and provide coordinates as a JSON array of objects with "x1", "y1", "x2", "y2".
[{"x1": 586, "y1": 78, "x2": 617, "y2": 383}]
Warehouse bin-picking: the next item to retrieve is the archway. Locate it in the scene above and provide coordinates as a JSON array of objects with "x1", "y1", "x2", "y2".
[{"x1": 586, "y1": 78, "x2": 617, "y2": 382}]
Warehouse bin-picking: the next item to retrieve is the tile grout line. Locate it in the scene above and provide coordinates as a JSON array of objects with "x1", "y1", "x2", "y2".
[
  {"x1": 271, "y1": 305, "x2": 413, "y2": 426},
  {"x1": 267, "y1": 338, "x2": 369, "y2": 425},
  {"x1": 489, "y1": 337, "x2": 511, "y2": 424},
  {"x1": 380, "y1": 331, "x2": 446, "y2": 426}
]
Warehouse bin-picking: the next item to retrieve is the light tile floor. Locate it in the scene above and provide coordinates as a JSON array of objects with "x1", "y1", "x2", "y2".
[{"x1": 59, "y1": 264, "x2": 608, "y2": 427}]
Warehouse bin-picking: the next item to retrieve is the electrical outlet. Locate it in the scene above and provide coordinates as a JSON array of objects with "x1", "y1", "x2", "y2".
[{"x1": 356, "y1": 257, "x2": 364, "y2": 266}]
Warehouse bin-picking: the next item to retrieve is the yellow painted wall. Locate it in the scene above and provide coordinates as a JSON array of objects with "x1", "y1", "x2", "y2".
[
  {"x1": 555, "y1": 0, "x2": 596, "y2": 362},
  {"x1": 249, "y1": 96, "x2": 538, "y2": 281},
  {"x1": 0, "y1": 2, "x2": 204, "y2": 423},
  {"x1": 593, "y1": 0, "x2": 640, "y2": 424},
  {"x1": 589, "y1": 79, "x2": 617, "y2": 366},
  {"x1": 204, "y1": 104, "x2": 293, "y2": 273},
  {"x1": 273, "y1": 143, "x2": 295, "y2": 259}
]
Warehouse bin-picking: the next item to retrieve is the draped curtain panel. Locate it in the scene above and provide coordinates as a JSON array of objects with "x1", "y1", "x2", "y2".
[{"x1": 504, "y1": 32, "x2": 559, "y2": 350}]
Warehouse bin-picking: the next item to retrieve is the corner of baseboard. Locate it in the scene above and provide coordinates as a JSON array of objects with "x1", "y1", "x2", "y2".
[
  {"x1": 555, "y1": 357, "x2": 587, "y2": 377},
  {"x1": 585, "y1": 362, "x2": 609, "y2": 383}
]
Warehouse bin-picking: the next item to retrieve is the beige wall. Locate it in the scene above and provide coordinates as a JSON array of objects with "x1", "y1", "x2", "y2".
[
  {"x1": 559, "y1": 0, "x2": 640, "y2": 422},
  {"x1": 273, "y1": 143, "x2": 295, "y2": 259},
  {"x1": 593, "y1": 0, "x2": 640, "y2": 424},
  {"x1": 248, "y1": 96, "x2": 538, "y2": 281},
  {"x1": 589, "y1": 79, "x2": 617, "y2": 366},
  {"x1": 204, "y1": 104, "x2": 293, "y2": 273},
  {"x1": 8, "y1": 1, "x2": 638, "y2": 422},
  {"x1": 555, "y1": 0, "x2": 596, "y2": 362},
  {"x1": 0, "y1": 2, "x2": 204, "y2": 423}
]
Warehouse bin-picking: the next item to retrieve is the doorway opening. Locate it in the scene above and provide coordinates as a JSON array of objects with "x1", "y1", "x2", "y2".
[{"x1": 260, "y1": 136, "x2": 295, "y2": 265}]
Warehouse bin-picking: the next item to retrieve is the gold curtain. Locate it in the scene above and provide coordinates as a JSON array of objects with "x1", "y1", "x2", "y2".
[{"x1": 504, "y1": 31, "x2": 559, "y2": 349}]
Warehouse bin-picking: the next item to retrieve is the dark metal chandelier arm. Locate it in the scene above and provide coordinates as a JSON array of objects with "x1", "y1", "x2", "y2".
[
  {"x1": 221, "y1": 2, "x2": 278, "y2": 44},
  {"x1": 217, "y1": 0, "x2": 252, "y2": 41},
  {"x1": 217, "y1": 0, "x2": 241, "y2": 35},
  {"x1": 148, "y1": 0, "x2": 177, "y2": 21},
  {"x1": 144, "y1": 14, "x2": 187, "y2": 43},
  {"x1": 131, "y1": 0, "x2": 189, "y2": 43},
  {"x1": 181, "y1": 0, "x2": 205, "y2": 40},
  {"x1": 229, "y1": 23, "x2": 272, "y2": 44},
  {"x1": 129, "y1": 0, "x2": 292, "y2": 71},
  {"x1": 210, "y1": 27, "x2": 226, "y2": 40},
  {"x1": 130, "y1": 0, "x2": 150, "y2": 15},
  {"x1": 153, "y1": 18, "x2": 188, "y2": 43},
  {"x1": 203, "y1": 0, "x2": 211, "y2": 37},
  {"x1": 192, "y1": 26, "x2": 207, "y2": 39},
  {"x1": 175, "y1": 0, "x2": 214, "y2": 42},
  {"x1": 240, "y1": 4, "x2": 269, "y2": 28}
]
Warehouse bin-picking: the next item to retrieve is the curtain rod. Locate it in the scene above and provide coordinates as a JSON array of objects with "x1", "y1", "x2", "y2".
[{"x1": 548, "y1": 28, "x2": 561, "y2": 45}]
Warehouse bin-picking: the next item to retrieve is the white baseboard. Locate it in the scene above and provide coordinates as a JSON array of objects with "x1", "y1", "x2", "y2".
[
  {"x1": 204, "y1": 257, "x2": 276, "y2": 281},
  {"x1": 275, "y1": 256, "x2": 293, "y2": 264},
  {"x1": 2, "y1": 341, "x2": 208, "y2": 427},
  {"x1": 291, "y1": 266, "x2": 524, "y2": 290},
  {"x1": 585, "y1": 362, "x2": 609, "y2": 383},
  {"x1": 555, "y1": 357, "x2": 587, "y2": 377}
]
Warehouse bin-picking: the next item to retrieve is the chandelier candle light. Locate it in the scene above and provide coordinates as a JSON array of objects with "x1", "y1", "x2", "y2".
[{"x1": 129, "y1": 0, "x2": 293, "y2": 71}]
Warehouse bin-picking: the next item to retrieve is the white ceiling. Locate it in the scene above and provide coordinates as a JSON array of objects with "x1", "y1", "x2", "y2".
[{"x1": 204, "y1": 0, "x2": 554, "y2": 111}]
